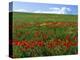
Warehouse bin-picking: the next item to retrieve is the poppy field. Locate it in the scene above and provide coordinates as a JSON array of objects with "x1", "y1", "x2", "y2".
[{"x1": 9, "y1": 12, "x2": 78, "y2": 58}]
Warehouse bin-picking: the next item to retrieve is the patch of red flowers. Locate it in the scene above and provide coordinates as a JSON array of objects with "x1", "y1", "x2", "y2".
[
  {"x1": 11, "y1": 34, "x2": 78, "y2": 51},
  {"x1": 62, "y1": 34, "x2": 78, "y2": 49},
  {"x1": 12, "y1": 40, "x2": 45, "y2": 50}
]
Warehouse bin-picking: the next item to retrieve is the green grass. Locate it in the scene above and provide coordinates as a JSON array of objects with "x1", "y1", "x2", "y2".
[{"x1": 13, "y1": 12, "x2": 77, "y2": 22}]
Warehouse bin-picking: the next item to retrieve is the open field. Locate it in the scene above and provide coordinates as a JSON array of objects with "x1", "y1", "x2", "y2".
[{"x1": 10, "y1": 12, "x2": 78, "y2": 58}]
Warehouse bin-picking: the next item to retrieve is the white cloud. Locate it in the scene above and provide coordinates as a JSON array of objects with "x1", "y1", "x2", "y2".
[
  {"x1": 49, "y1": 7, "x2": 60, "y2": 11},
  {"x1": 33, "y1": 10, "x2": 42, "y2": 13},
  {"x1": 33, "y1": 7, "x2": 71, "y2": 14},
  {"x1": 49, "y1": 7, "x2": 71, "y2": 14},
  {"x1": 66, "y1": 8, "x2": 71, "y2": 11},
  {"x1": 14, "y1": 9, "x2": 29, "y2": 12}
]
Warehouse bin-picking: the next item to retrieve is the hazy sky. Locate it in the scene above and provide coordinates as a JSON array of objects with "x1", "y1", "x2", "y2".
[{"x1": 9, "y1": 1, "x2": 78, "y2": 15}]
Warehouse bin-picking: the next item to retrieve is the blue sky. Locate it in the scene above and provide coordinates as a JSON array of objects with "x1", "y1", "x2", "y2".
[{"x1": 9, "y1": 1, "x2": 78, "y2": 15}]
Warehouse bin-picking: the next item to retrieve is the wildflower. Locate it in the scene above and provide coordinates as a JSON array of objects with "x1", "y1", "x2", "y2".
[
  {"x1": 63, "y1": 41, "x2": 72, "y2": 49},
  {"x1": 42, "y1": 33, "x2": 48, "y2": 40},
  {"x1": 65, "y1": 34, "x2": 70, "y2": 40},
  {"x1": 47, "y1": 42, "x2": 53, "y2": 48},
  {"x1": 13, "y1": 40, "x2": 21, "y2": 46},
  {"x1": 37, "y1": 40, "x2": 44, "y2": 47},
  {"x1": 29, "y1": 41, "x2": 36, "y2": 48},
  {"x1": 73, "y1": 35, "x2": 77, "y2": 41},
  {"x1": 25, "y1": 43, "x2": 31, "y2": 49},
  {"x1": 34, "y1": 31, "x2": 40, "y2": 37},
  {"x1": 72, "y1": 42, "x2": 78, "y2": 46}
]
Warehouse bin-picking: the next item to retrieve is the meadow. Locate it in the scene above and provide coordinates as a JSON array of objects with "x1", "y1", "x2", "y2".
[{"x1": 10, "y1": 12, "x2": 78, "y2": 58}]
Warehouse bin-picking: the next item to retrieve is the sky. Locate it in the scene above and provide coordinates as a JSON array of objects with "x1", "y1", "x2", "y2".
[{"x1": 9, "y1": 1, "x2": 78, "y2": 15}]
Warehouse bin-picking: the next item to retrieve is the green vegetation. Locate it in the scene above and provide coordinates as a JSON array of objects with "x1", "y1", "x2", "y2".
[{"x1": 10, "y1": 12, "x2": 78, "y2": 58}]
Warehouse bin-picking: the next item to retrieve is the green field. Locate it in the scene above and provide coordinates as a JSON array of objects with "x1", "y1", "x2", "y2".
[
  {"x1": 10, "y1": 12, "x2": 78, "y2": 58},
  {"x1": 13, "y1": 12, "x2": 77, "y2": 22}
]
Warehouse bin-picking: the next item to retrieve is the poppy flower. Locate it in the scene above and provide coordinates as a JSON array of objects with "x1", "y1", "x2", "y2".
[
  {"x1": 13, "y1": 40, "x2": 21, "y2": 46},
  {"x1": 73, "y1": 35, "x2": 77, "y2": 41},
  {"x1": 65, "y1": 34, "x2": 70, "y2": 40},
  {"x1": 37, "y1": 41, "x2": 44, "y2": 47},
  {"x1": 42, "y1": 33, "x2": 48, "y2": 40},
  {"x1": 63, "y1": 41, "x2": 72, "y2": 49},
  {"x1": 29, "y1": 41, "x2": 36, "y2": 48},
  {"x1": 47, "y1": 42, "x2": 53, "y2": 48},
  {"x1": 34, "y1": 31, "x2": 40, "y2": 37},
  {"x1": 72, "y1": 42, "x2": 78, "y2": 46}
]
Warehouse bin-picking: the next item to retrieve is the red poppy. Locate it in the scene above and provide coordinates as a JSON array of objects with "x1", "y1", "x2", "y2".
[
  {"x1": 54, "y1": 40, "x2": 61, "y2": 45},
  {"x1": 34, "y1": 31, "x2": 40, "y2": 37},
  {"x1": 63, "y1": 41, "x2": 72, "y2": 49},
  {"x1": 37, "y1": 41, "x2": 44, "y2": 47},
  {"x1": 65, "y1": 34, "x2": 70, "y2": 40},
  {"x1": 21, "y1": 40, "x2": 27, "y2": 46},
  {"x1": 72, "y1": 42, "x2": 78, "y2": 46},
  {"x1": 73, "y1": 35, "x2": 77, "y2": 41},
  {"x1": 20, "y1": 40, "x2": 31, "y2": 49},
  {"x1": 25, "y1": 43, "x2": 31, "y2": 49},
  {"x1": 29, "y1": 41, "x2": 36, "y2": 48},
  {"x1": 47, "y1": 42, "x2": 53, "y2": 48},
  {"x1": 42, "y1": 33, "x2": 48, "y2": 40},
  {"x1": 13, "y1": 40, "x2": 21, "y2": 46}
]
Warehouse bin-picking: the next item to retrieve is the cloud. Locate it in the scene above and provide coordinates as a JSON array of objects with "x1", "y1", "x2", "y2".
[
  {"x1": 50, "y1": 7, "x2": 71, "y2": 14},
  {"x1": 14, "y1": 9, "x2": 29, "y2": 12},
  {"x1": 33, "y1": 10, "x2": 41, "y2": 13},
  {"x1": 49, "y1": 7, "x2": 60, "y2": 11},
  {"x1": 33, "y1": 7, "x2": 71, "y2": 14}
]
